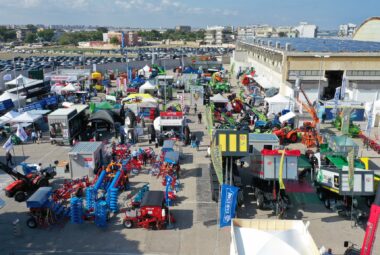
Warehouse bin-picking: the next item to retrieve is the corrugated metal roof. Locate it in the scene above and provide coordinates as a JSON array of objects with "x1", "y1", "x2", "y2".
[
  {"x1": 69, "y1": 142, "x2": 102, "y2": 153},
  {"x1": 249, "y1": 133, "x2": 279, "y2": 142}
]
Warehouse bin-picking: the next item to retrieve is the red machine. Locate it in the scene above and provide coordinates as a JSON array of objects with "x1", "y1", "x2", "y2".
[
  {"x1": 272, "y1": 126, "x2": 298, "y2": 144},
  {"x1": 1, "y1": 162, "x2": 55, "y2": 202},
  {"x1": 344, "y1": 187, "x2": 380, "y2": 255},
  {"x1": 123, "y1": 191, "x2": 175, "y2": 230},
  {"x1": 52, "y1": 177, "x2": 91, "y2": 202}
]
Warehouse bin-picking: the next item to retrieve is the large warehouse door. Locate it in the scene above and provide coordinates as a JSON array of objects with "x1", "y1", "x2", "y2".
[{"x1": 324, "y1": 70, "x2": 344, "y2": 100}]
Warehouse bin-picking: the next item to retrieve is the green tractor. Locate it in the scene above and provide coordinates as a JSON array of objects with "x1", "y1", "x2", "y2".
[{"x1": 333, "y1": 115, "x2": 361, "y2": 137}]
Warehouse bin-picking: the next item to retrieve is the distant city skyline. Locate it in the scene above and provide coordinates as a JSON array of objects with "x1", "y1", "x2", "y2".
[{"x1": 0, "y1": 0, "x2": 378, "y2": 29}]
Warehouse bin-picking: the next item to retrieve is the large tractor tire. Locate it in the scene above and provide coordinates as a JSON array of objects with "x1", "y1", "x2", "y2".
[
  {"x1": 14, "y1": 191, "x2": 26, "y2": 202},
  {"x1": 123, "y1": 220, "x2": 133, "y2": 228},
  {"x1": 26, "y1": 217, "x2": 37, "y2": 229},
  {"x1": 125, "y1": 110, "x2": 136, "y2": 128}
]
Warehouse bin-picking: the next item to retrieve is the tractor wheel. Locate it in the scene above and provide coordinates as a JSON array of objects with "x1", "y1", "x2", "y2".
[
  {"x1": 26, "y1": 217, "x2": 37, "y2": 229},
  {"x1": 289, "y1": 133, "x2": 298, "y2": 143},
  {"x1": 256, "y1": 193, "x2": 265, "y2": 210},
  {"x1": 317, "y1": 189, "x2": 325, "y2": 201},
  {"x1": 125, "y1": 111, "x2": 136, "y2": 128},
  {"x1": 14, "y1": 191, "x2": 26, "y2": 202},
  {"x1": 123, "y1": 220, "x2": 133, "y2": 228}
]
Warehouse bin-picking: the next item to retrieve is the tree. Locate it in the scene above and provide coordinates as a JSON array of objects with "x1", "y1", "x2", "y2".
[
  {"x1": 97, "y1": 27, "x2": 108, "y2": 33},
  {"x1": 26, "y1": 24, "x2": 37, "y2": 32},
  {"x1": 278, "y1": 32, "x2": 286, "y2": 37},
  {"x1": 25, "y1": 32, "x2": 37, "y2": 43},
  {"x1": 110, "y1": 36, "x2": 120, "y2": 45},
  {"x1": 0, "y1": 26, "x2": 16, "y2": 42},
  {"x1": 37, "y1": 29, "x2": 55, "y2": 42}
]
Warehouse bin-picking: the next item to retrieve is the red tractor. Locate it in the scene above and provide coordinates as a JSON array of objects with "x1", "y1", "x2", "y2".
[
  {"x1": 272, "y1": 126, "x2": 298, "y2": 144},
  {"x1": 123, "y1": 191, "x2": 175, "y2": 230},
  {"x1": 1, "y1": 162, "x2": 56, "y2": 202}
]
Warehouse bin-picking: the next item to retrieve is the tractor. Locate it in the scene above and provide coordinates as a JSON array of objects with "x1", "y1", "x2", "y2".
[
  {"x1": 1, "y1": 162, "x2": 56, "y2": 202},
  {"x1": 123, "y1": 191, "x2": 175, "y2": 230}
]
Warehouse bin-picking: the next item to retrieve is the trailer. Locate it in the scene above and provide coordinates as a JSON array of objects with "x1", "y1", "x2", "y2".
[
  {"x1": 230, "y1": 218, "x2": 320, "y2": 255},
  {"x1": 48, "y1": 104, "x2": 88, "y2": 146},
  {"x1": 154, "y1": 112, "x2": 190, "y2": 146}
]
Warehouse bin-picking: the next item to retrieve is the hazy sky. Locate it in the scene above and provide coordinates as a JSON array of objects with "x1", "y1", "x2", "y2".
[{"x1": 0, "y1": 0, "x2": 378, "y2": 29}]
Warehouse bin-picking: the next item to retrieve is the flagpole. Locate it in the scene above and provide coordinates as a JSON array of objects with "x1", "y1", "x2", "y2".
[{"x1": 16, "y1": 78, "x2": 26, "y2": 160}]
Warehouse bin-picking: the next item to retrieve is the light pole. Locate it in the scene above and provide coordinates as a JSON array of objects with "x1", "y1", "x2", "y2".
[{"x1": 314, "y1": 55, "x2": 330, "y2": 101}]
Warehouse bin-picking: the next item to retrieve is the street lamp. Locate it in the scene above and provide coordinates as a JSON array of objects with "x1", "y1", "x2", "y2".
[{"x1": 314, "y1": 55, "x2": 330, "y2": 101}]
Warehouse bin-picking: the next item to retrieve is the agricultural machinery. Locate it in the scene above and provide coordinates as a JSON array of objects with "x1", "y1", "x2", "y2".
[
  {"x1": 333, "y1": 114, "x2": 361, "y2": 138},
  {"x1": 123, "y1": 190, "x2": 175, "y2": 230},
  {"x1": 272, "y1": 126, "x2": 299, "y2": 144},
  {"x1": 1, "y1": 162, "x2": 56, "y2": 202},
  {"x1": 26, "y1": 187, "x2": 70, "y2": 229}
]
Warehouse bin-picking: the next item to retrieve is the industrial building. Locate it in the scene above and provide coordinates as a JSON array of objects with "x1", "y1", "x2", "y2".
[
  {"x1": 204, "y1": 26, "x2": 232, "y2": 45},
  {"x1": 175, "y1": 26, "x2": 191, "y2": 32},
  {"x1": 353, "y1": 17, "x2": 380, "y2": 42},
  {"x1": 232, "y1": 37, "x2": 380, "y2": 104}
]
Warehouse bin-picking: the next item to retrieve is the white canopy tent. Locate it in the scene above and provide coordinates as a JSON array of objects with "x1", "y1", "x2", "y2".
[
  {"x1": 0, "y1": 91, "x2": 26, "y2": 108},
  {"x1": 0, "y1": 110, "x2": 20, "y2": 124},
  {"x1": 264, "y1": 94, "x2": 291, "y2": 116},
  {"x1": 254, "y1": 76, "x2": 278, "y2": 89},
  {"x1": 12, "y1": 112, "x2": 42, "y2": 123},
  {"x1": 139, "y1": 81, "x2": 157, "y2": 94},
  {"x1": 279, "y1": 111, "x2": 296, "y2": 123},
  {"x1": 210, "y1": 93, "x2": 229, "y2": 103},
  {"x1": 5, "y1": 74, "x2": 43, "y2": 90}
]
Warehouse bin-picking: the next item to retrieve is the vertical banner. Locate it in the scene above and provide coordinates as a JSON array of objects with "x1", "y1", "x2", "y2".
[
  {"x1": 347, "y1": 149, "x2": 355, "y2": 191},
  {"x1": 341, "y1": 108, "x2": 352, "y2": 135},
  {"x1": 367, "y1": 101, "x2": 374, "y2": 136},
  {"x1": 341, "y1": 76, "x2": 347, "y2": 100},
  {"x1": 332, "y1": 87, "x2": 341, "y2": 119},
  {"x1": 93, "y1": 64, "x2": 97, "y2": 72},
  {"x1": 219, "y1": 184, "x2": 239, "y2": 228},
  {"x1": 189, "y1": 85, "x2": 204, "y2": 106},
  {"x1": 278, "y1": 150, "x2": 286, "y2": 190}
]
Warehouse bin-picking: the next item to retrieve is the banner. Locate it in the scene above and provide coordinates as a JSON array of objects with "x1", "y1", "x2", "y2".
[
  {"x1": 341, "y1": 107, "x2": 352, "y2": 135},
  {"x1": 332, "y1": 87, "x2": 341, "y2": 119},
  {"x1": 347, "y1": 149, "x2": 355, "y2": 191},
  {"x1": 341, "y1": 76, "x2": 347, "y2": 100},
  {"x1": 211, "y1": 139, "x2": 223, "y2": 184},
  {"x1": 278, "y1": 150, "x2": 286, "y2": 190},
  {"x1": 219, "y1": 184, "x2": 239, "y2": 228},
  {"x1": 367, "y1": 101, "x2": 374, "y2": 136},
  {"x1": 2, "y1": 137, "x2": 13, "y2": 152},
  {"x1": 3, "y1": 73, "x2": 12, "y2": 81},
  {"x1": 16, "y1": 125, "x2": 28, "y2": 142}
]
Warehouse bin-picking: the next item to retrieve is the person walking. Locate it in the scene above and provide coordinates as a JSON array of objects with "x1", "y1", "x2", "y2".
[
  {"x1": 37, "y1": 130, "x2": 42, "y2": 144},
  {"x1": 5, "y1": 151, "x2": 14, "y2": 167},
  {"x1": 197, "y1": 112, "x2": 202, "y2": 124},
  {"x1": 194, "y1": 103, "x2": 197, "y2": 115},
  {"x1": 31, "y1": 130, "x2": 37, "y2": 143}
]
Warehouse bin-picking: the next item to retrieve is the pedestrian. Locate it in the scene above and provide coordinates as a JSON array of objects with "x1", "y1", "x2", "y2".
[
  {"x1": 31, "y1": 130, "x2": 37, "y2": 143},
  {"x1": 323, "y1": 248, "x2": 333, "y2": 255},
  {"x1": 194, "y1": 103, "x2": 197, "y2": 115},
  {"x1": 197, "y1": 112, "x2": 202, "y2": 124},
  {"x1": 5, "y1": 151, "x2": 14, "y2": 167},
  {"x1": 196, "y1": 138, "x2": 200, "y2": 151},
  {"x1": 36, "y1": 163, "x2": 42, "y2": 171},
  {"x1": 37, "y1": 130, "x2": 42, "y2": 144}
]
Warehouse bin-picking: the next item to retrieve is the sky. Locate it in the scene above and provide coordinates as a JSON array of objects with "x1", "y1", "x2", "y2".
[{"x1": 0, "y1": 0, "x2": 379, "y2": 29}]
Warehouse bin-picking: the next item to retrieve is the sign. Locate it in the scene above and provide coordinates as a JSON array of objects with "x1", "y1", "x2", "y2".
[
  {"x1": 340, "y1": 167, "x2": 374, "y2": 195},
  {"x1": 347, "y1": 149, "x2": 355, "y2": 191},
  {"x1": 219, "y1": 184, "x2": 239, "y2": 228},
  {"x1": 50, "y1": 75, "x2": 77, "y2": 82},
  {"x1": 215, "y1": 130, "x2": 249, "y2": 157},
  {"x1": 160, "y1": 112, "x2": 183, "y2": 118},
  {"x1": 84, "y1": 158, "x2": 94, "y2": 168},
  {"x1": 341, "y1": 107, "x2": 352, "y2": 135}
]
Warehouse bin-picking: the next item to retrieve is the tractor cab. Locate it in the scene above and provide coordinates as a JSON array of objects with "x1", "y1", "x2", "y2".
[{"x1": 156, "y1": 112, "x2": 190, "y2": 146}]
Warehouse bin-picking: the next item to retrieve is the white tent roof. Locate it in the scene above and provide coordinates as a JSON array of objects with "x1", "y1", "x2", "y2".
[
  {"x1": 142, "y1": 65, "x2": 150, "y2": 72},
  {"x1": 61, "y1": 83, "x2": 78, "y2": 92},
  {"x1": 0, "y1": 91, "x2": 26, "y2": 102},
  {"x1": 210, "y1": 93, "x2": 229, "y2": 103},
  {"x1": 5, "y1": 74, "x2": 42, "y2": 87},
  {"x1": 265, "y1": 94, "x2": 290, "y2": 103},
  {"x1": 0, "y1": 110, "x2": 20, "y2": 123},
  {"x1": 12, "y1": 112, "x2": 42, "y2": 123},
  {"x1": 139, "y1": 81, "x2": 157, "y2": 93},
  {"x1": 255, "y1": 76, "x2": 278, "y2": 89}
]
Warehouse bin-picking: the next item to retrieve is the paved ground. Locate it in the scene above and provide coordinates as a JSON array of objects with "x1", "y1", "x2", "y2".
[{"x1": 1, "y1": 70, "x2": 380, "y2": 255}]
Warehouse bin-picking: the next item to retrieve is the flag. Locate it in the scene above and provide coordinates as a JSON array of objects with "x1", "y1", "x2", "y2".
[
  {"x1": 367, "y1": 101, "x2": 374, "y2": 136},
  {"x1": 16, "y1": 125, "x2": 28, "y2": 142},
  {"x1": 347, "y1": 149, "x2": 355, "y2": 191},
  {"x1": 341, "y1": 76, "x2": 347, "y2": 100},
  {"x1": 219, "y1": 184, "x2": 239, "y2": 228},
  {"x1": 278, "y1": 150, "x2": 286, "y2": 190},
  {"x1": 3, "y1": 73, "x2": 12, "y2": 81},
  {"x1": 332, "y1": 87, "x2": 341, "y2": 118},
  {"x1": 2, "y1": 137, "x2": 13, "y2": 152}
]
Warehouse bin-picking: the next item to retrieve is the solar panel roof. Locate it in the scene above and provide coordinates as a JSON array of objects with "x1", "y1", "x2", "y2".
[{"x1": 240, "y1": 37, "x2": 380, "y2": 53}]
